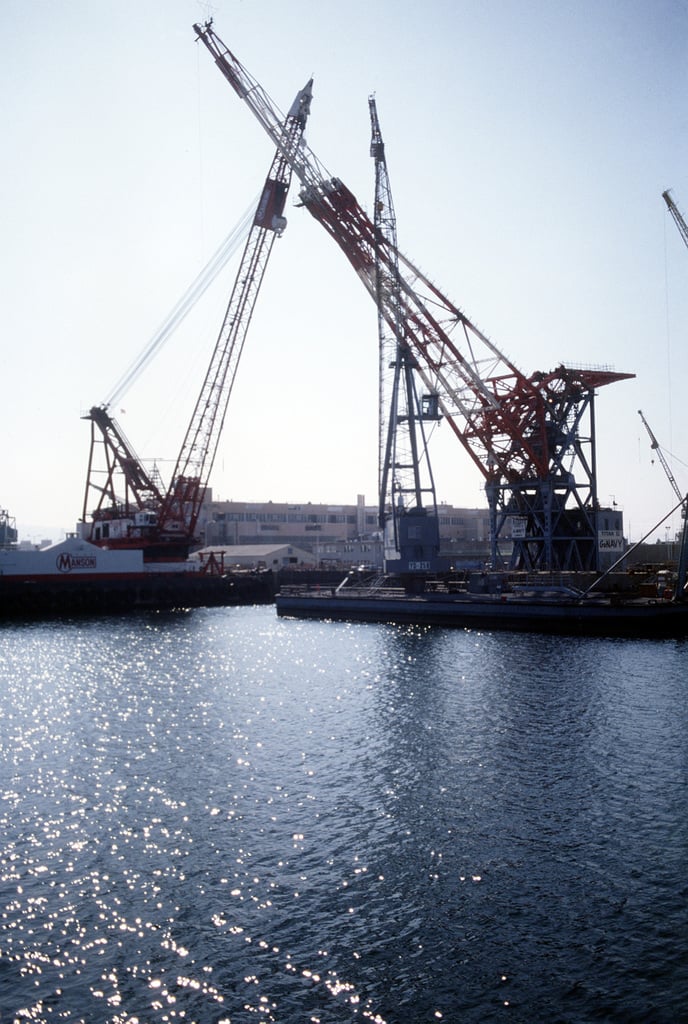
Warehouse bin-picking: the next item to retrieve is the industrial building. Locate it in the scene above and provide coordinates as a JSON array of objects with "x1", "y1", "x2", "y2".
[
  {"x1": 202, "y1": 495, "x2": 492, "y2": 569},
  {"x1": 195, "y1": 542, "x2": 314, "y2": 571}
]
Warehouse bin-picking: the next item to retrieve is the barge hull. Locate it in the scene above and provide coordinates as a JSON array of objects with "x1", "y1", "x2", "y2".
[
  {"x1": 1, "y1": 571, "x2": 275, "y2": 619},
  {"x1": 275, "y1": 590, "x2": 688, "y2": 638},
  {"x1": 0, "y1": 535, "x2": 275, "y2": 618}
]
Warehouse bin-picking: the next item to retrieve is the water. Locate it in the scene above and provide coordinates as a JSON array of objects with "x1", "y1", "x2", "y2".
[{"x1": 1, "y1": 607, "x2": 686, "y2": 1023}]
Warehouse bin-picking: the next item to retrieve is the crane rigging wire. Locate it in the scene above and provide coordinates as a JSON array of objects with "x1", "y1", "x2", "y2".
[{"x1": 103, "y1": 195, "x2": 258, "y2": 409}]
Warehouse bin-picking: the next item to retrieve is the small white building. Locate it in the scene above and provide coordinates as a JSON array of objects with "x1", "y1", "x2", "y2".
[{"x1": 195, "y1": 543, "x2": 315, "y2": 571}]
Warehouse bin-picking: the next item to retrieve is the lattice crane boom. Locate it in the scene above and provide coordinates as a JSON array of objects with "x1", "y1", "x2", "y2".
[
  {"x1": 369, "y1": 97, "x2": 398, "y2": 506},
  {"x1": 369, "y1": 95, "x2": 443, "y2": 572},
  {"x1": 81, "y1": 405, "x2": 164, "y2": 524},
  {"x1": 157, "y1": 82, "x2": 312, "y2": 542},
  {"x1": 638, "y1": 409, "x2": 684, "y2": 505},
  {"x1": 195, "y1": 20, "x2": 634, "y2": 572},
  {"x1": 82, "y1": 62, "x2": 312, "y2": 557},
  {"x1": 662, "y1": 189, "x2": 688, "y2": 250},
  {"x1": 193, "y1": 23, "x2": 327, "y2": 196},
  {"x1": 193, "y1": 20, "x2": 550, "y2": 486}
]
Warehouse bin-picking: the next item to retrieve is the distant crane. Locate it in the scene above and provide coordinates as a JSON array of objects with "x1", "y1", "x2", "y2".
[
  {"x1": 81, "y1": 77, "x2": 313, "y2": 559},
  {"x1": 638, "y1": 409, "x2": 685, "y2": 511},
  {"x1": 194, "y1": 19, "x2": 633, "y2": 572},
  {"x1": 662, "y1": 189, "x2": 688, "y2": 250}
]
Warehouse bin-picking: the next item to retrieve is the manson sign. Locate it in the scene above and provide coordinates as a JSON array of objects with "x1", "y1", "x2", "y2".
[{"x1": 56, "y1": 553, "x2": 97, "y2": 573}]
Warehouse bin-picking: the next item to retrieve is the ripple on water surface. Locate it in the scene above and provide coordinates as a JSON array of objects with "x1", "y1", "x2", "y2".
[{"x1": 1, "y1": 608, "x2": 687, "y2": 1023}]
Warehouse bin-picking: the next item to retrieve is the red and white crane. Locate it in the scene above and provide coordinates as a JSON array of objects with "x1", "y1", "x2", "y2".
[
  {"x1": 194, "y1": 20, "x2": 633, "y2": 572},
  {"x1": 81, "y1": 75, "x2": 312, "y2": 560}
]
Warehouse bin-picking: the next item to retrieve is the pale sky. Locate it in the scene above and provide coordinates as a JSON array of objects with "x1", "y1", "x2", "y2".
[{"x1": 2, "y1": 0, "x2": 687, "y2": 544}]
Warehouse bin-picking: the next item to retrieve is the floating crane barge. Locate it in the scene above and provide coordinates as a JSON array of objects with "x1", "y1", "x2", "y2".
[
  {"x1": 0, "y1": 532, "x2": 274, "y2": 620},
  {"x1": 2, "y1": 59, "x2": 311, "y2": 619},
  {"x1": 275, "y1": 568, "x2": 688, "y2": 638},
  {"x1": 195, "y1": 21, "x2": 688, "y2": 637}
]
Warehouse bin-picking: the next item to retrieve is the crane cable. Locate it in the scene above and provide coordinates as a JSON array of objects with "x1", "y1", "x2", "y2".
[{"x1": 103, "y1": 195, "x2": 258, "y2": 409}]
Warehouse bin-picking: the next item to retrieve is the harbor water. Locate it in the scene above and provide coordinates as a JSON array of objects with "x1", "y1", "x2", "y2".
[{"x1": 1, "y1": 605, "x2": 686, "y2": 1023}]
